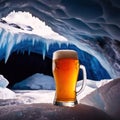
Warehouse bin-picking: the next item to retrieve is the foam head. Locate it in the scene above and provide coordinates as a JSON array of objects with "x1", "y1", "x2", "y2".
[{"x1": 53, "y1": 50, "x2": 78, "y2": 60}]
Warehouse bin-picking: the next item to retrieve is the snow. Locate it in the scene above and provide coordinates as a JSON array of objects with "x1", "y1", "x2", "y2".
[
  {"x1": 14, "y1": 90, "x2": 55, "y2": 105},
  {"x1": 77, "y1": 79, "x2": 113, "y2": 99},
  {"x1": 0, "y1": 74, "x2": 16, "y2": 99},
  {"x1": 13, "y1": 73, "x2": 55, "y2": 90},
  {"x1": 2, "y1": 11, "x2": 67, "y2": 41},
  {"x1": 0, "y1": 75, "x2": 9, "y2": 88},
  {"x1": 0, "y1": 73, "x2": 119, "y2": 119},
  {"x1": 0, "y1": 88, "x2": 16, "y2": 99},
  {"x1": 0, "y1": 11, "x2": 68, "y2": 62},
  {"x1": 12, "y1": 80, "x2": 100, "y2": 105},
  {"x1": 0, "y1": 73, "x2": 112, "y2": 105},
  {"x1": 80, "y1": 78, "x2": 120, "y2": 120}
]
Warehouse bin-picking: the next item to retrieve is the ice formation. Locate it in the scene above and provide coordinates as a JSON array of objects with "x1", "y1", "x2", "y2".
[{"x1": 0, "y1": 0, "x2": 120, "y2": 79}]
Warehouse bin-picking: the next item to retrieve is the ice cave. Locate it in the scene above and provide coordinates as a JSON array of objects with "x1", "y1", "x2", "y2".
[{"x1": 0, "y1": 0, "x2": 120, "y2": 120}]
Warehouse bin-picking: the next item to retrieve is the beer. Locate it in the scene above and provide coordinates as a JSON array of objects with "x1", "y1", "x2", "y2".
[
  {"x1": 52, "y1": 50, "x2": 87, "y2": 107},
  {"x1": 53, "y1": 58, "x2": 79, "y2": 101}
]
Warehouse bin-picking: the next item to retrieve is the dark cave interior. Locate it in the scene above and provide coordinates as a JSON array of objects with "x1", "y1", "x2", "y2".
[
  {"x1": 0, "y1": 52, "x2": 52, "y2": 88},
  {"x1": 0, "y1": 48, "x2": 111, "y2": 89}
]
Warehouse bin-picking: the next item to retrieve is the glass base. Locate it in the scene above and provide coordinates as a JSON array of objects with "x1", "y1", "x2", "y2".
[{"x1": 54, "y1": 100, "x2": 78, "y2": 107}]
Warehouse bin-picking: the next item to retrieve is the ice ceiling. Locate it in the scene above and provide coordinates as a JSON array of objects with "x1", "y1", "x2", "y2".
[{"x1": 0, "y1": 0, "x2": 120, "y2": 80}]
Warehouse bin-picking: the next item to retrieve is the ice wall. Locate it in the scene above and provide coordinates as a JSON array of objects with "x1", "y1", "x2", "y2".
[{"x1": 0, "y1": 0, "x2": 120, "y2": 78}]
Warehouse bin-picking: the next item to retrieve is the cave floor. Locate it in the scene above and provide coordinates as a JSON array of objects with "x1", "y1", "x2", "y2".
[{"x1": 0, "y1": 103, "x2": 112, "y2": 120}]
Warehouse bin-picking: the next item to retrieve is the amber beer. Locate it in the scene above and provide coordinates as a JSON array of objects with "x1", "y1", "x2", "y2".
[{"x1": 52, "y1": 50, "x2": 87, "y2": 107}]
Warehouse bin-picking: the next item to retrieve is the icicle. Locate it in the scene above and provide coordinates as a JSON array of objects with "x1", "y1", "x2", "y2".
[
  {"x1": 58, "y1": 42, "x2": 62, "y2": 48},
  {"x1": 0, "y1": 28, "x2": 4, "y2": 48},
  {"x1": 42, "y1": 51, "x2": 46, "y2": 60},
  {"x1": 66, "y1": 41, "x2": 70, "y2": 47},
  {"x1": 32, "y1": 38, "x2": 35, "y2": 46},
  {"x1": 5, "y1": 33, "x2": 15, "y2": 63},
  {"x1": 16, "y1": 34, "x2": 22, "y2": 44},
  {"x1": 0, "y1": 28, "x2": 2, "y2": 34},
  {"x1": 42, "y1": 43, "x2": 46, "y2": 60},
  {"x1": 46, "y1": 40, "x2": 51, "y2": 52},
  {"x1": 0, "y1": 29, "x2": 8, "y2": 48}
]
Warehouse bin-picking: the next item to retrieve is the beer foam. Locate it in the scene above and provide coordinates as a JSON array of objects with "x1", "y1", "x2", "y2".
[{"x1": 53, "y1": 50, "x2": 78, "y2": 60}]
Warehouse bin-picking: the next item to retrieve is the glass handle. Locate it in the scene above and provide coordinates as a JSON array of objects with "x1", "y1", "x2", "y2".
[{"x1": 76, "y1": 65, "x2": 87, "y2": 96}]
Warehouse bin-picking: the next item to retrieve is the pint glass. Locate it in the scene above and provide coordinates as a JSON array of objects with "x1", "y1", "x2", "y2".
[{"x1": 52, "y1": 50, "x2": 87, "y2": 107}]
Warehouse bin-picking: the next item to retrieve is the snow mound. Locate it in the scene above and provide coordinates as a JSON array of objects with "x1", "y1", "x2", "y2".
[
  {"x1": 77, "y1": 79, "x2": 112, "y2": 100},
  {"x1": 80, "y1": 78, "x2": 120, "y2": 120},
  {"x1": 0, "y1": 75, "x2": 9, "y2": 88},
  {"x1": 0, "y1": 88, "x2": 16, "y2": 99},
  {"x1": 13, "y1": 73, "x2": 55, "y2": 90}
]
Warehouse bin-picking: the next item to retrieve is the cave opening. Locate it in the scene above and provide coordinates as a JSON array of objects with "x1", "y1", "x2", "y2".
[
  {"x1": 0, "y1": 51, "x2": 52, "y2": 89},
  {"x1": 0, "y1": 47, "x2": 111, "y2": 90}
]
